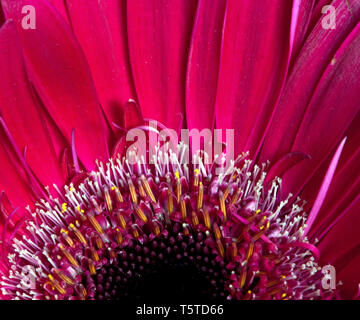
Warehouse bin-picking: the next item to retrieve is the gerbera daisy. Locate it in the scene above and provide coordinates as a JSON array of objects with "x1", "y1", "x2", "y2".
[{"x1": 0, "y1": 0, "x2": 359, "y2": 300}]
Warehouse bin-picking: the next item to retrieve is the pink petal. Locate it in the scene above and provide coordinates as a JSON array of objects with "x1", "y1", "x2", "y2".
[
  {"x1": 49, "y1": 0, "x2": 69, "y2": 23},
  {"x1": 186, "y1": 0, "x2": 226, "y2": 130},
  {"x1": 127, "y1": 0, "x2": 197, "y2": 131},
  {"x1": 336, "y1": 249, "x2": 360, "y2": 299},
  {"x1": 304, "y1": 113, "x2": 360, "y2": 239},
  {"x1": 1, "y1": 0, "x2": 109, "y2": 170},
  {"x1": 318, "y1": 196, "x2": 360, "y2": 298},
  {"x1": 260, "y1": 0, "x2": 360, "y2": 165},
  {"x1": 65, "y1": 0, "x2": 136, "y2": 128},
  {"x1": 0, "y1": 139, "x2": 34, "y2": 212},
  {"x1": 100, "y1": 0, "x2": 138, "y2": 116},
  {"x1": 303, "y1": 137, "x2": 346, "y2": 236},
  {"x1": 291, "y1": 0, "x2": 315, "y2": 60},
  {"x1": 264, "y1": 151, "x2": 311, "y2": 185},
  {"x1": 281, "y1": 20, "x2": 360, "y2": 197},
  {"x1": 0, "y1": 21, "x2": 64, "y2": 187},
  {"x1": 215, "y1": 0, "x2": 294, "y2": 157}
]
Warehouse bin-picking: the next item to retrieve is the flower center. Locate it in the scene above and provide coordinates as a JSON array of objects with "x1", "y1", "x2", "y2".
[
  {"x1": 0, "y1": 144, "x2": 335, "y2": 300},
  {"x1": 87, "y1": 227, "x2": 229, "y2": 300}
]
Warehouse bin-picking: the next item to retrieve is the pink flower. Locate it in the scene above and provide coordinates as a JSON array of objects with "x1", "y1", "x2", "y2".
[{"x1": 0, "y1": 0, "x2": 359, "y2": 300}]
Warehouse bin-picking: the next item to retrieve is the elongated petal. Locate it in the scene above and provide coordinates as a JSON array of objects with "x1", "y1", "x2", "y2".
[
  {"x1": 186, "y1": 0, "x2": 226, "y2": 130},
  {"x1": 336, "y1": 250, "x2": 360, "y2": 299},
  {"x1": 1, "y1": 0, "x2": 109, "y2": 170},
  {"x1": 303, "y1": 138, "x2": 346, "y2": 236},
  {"x1": 65, "y1": 0, "x2": 136, "y2": 128},
  {"x1": 0, "y1": 21, "x2": 63, "y2": 187},
  {"x1": 318, "y1": 196, "x2": 360, "y2": 298},
  {"x1": 291, "y1": 0, "x2": 315, "y2": 60},
  {"x1": 304, "y1": 113, "x2": 360, "y2": 239},
  {"x1": 100, "y1": 0, "x2": 137, "y2": 118},
  {"x1": 260, "y1": 0, "x2": 360, "y2": 164},
  {"x1": 0, "y1": 139, "x2": 33, "y2": 212},
  {"x1": 281, "y1": 20, "x2": 360, "y2": 197},
  {"x1": 215, "y1": 0, "x2": 294, "y2": 157},
  {"x1": 127, "y1": 0, "x2": 197, "y2": 131}
]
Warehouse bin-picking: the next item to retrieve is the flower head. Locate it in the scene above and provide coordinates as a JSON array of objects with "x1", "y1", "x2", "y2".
[{"x1": 0, "y1": 0, "x2": 359, "y2": 300}]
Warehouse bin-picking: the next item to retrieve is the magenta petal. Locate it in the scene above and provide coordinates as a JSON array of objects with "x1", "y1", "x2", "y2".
[
  {"x1": 215, "y1": 0, "x2": 294, "y2": 157},
  {"x1": 281, "y1": 21, "x2": 360, "y2": 198},
  {"x1": 260, "y1": 0, "x2": 360, "y2": 164},
  {"x1": 127, "y1": 0, "x2": 197, "y2": 131},
  {"x1": 0, "y1": 21, "x2": 64, "y2": 187},
  {"x1": 303, "y1": 138, "x2": 346, "y2": 236},
  {"x1": 264, "y1": 151, "x2": 311, "y2": 185},
  {"x1": 318, "y1": 196, "x2": 360, "y2": 298},
  {"x1": 65, "y1": 0, "x2": 136, "y2": 126},
  {"x1": 305, "y1": 113, "x2": 360, "y2": 239},
  {"x1": 49, "y1": 0, "x2": 69, "y2": 23},
  {"x1": 1, "y1": 0, "x2": 109, "y2": 170},
  {"x1": 0, "y1": 140, "x2": 33, "y2": 212},
  {"x1": 186, "y1": 0, "x2": 226, "y2": 130},
  {"x1": 336, "y1": 250, "x2": 360, "y2": 299},
  {"x1": 291, "y1": 0, "x2": 315, "y2": 59}
]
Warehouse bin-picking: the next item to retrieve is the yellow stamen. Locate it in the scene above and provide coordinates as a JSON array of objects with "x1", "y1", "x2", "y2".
[
  {"x1": 91, "y1": 248, "x2": 100, "y2": 262},
  {"x1": 219, "y1": 191, "x2": 226, "y2": 221},
  {"x1": 239, "y1": 268, "x2": 247, "y2": 288},
  {"x1": 223, "y1": 185, "x2": 231, "y2": 200},
  {"x1": 180, "y1": 197, "x2": 187, "y2": 221},
  {"x1": 91, "y1": 198, "x2": 101, "y2": 214},
  {"x1": 231, "y1": 242, "x2": 238, "y2": 259},
  {"x1": 116, "y1": 230, "x2": 123, "y2": 245},
  {"x1": 128, "y1": 180, "x2": 138, "y2": 204},
  {"x1": 176, "y1": 178, "x2": 181, "y2": 204},
  {"x1": 231, "y1": 188, "x2": 242, "y2": 205},
  {"x1": 60, "y1": 229, "x2": 74, "y2": 248},
  {"x1": 69, "y1": 223, "x2": 87, "y2": 245},
  {"x1": 88, "y1": 260, "x2": 96, "y2": 275},
  {"x1": 213, "y1": 223, "x2": 221, "y2": 240},
  {"x1": 116, "y1": 212, "x2": 127, "y2": 230},
  {"x1": 216, "y1": 239, "x2": 224, "y2": 258},
  {"x1": 132, "y1": 226, "x2": 140, "y2": 238},
  {"x1": 167, "y1": 188, "x2": 173, "y2": 214},
  {"x1": 76, "y1": 205, "x2": 85, "y2": 214},
  {"x1": 59, "y1": 244, "x2": 79, "y2": 268},
  {"x1": 104, "y1": 188, "x2": 113, "y2": 212},
  {"x1": 88, "y1": 214, "x2": 104, "y2": 235},
  {"x1": 203, "y1": 208, "x2": 211, "y2": 229},
  {"x1": 138, "y1": 182, "x2": 146, "y2": 198},
  {"x1": 191, "y1": 211, "x2": 199, "y2": 227},
  {"x1": 197, "y1": 182, "x2": 203, "y2": 211},
  {"x1": 246, "y1": 241, "x2": 254, "y2": 261},
  {"x1": 134, "y1": 204, "x2": 148, "y2": 223},
  {"x1": 193, "y1": 169, "x2": 200, "y2": 187},
  {"x1": 61, "y1": 203, "x2": 67, "y2": 213},
  {"x1": 152, "y1": 222, "x2": 161, "y2": 236},
  {"x1": 94, "y1": 235, "x2": 103, "y2": 250},
  {"x1": 76, "y1": 284, "x2": 87, "y2": 300},
  {"x1": 114, "y1": 186, "x2": 124, "y2": 203},
  {"x1": 54, "y1": 269, "x2": 74, "y2": 286},
  {"x1": 48, "y1": 274, "x2": 66, "y2": 295},
  {"x1": 141, "y1": 175, "x2": 156, "y2": 203}
]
